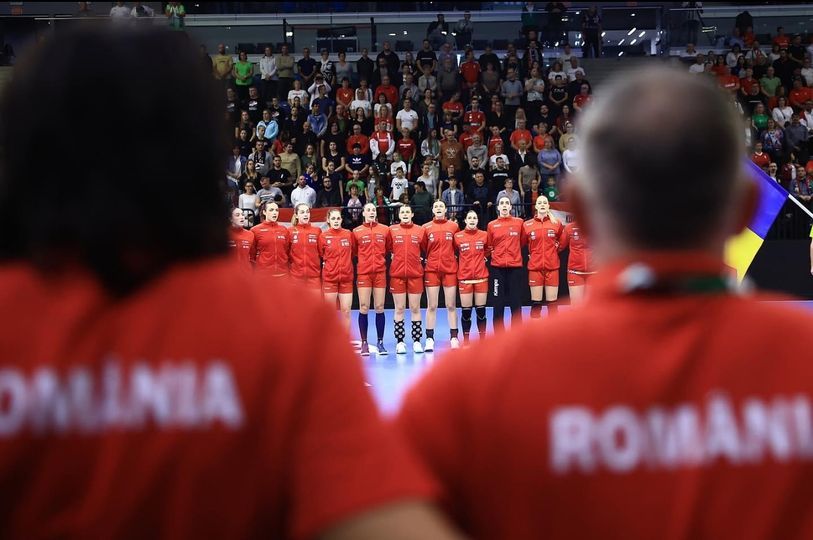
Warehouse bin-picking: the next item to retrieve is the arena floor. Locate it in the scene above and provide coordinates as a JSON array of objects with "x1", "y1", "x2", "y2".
[{"x1": 360, "y1": 301, "x2": 813, "y2": 415}]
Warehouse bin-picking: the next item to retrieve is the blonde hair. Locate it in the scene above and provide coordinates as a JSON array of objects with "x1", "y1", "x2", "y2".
[{"x1": 291, "y1": 203, "x2": 310, "y2": 226}]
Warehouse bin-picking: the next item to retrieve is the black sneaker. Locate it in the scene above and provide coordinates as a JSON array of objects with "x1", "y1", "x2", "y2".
[
  {"x1": 377, "y1": 341, "x2": 388, "y2": 355},
  {"x1": 360, "y1": 341, "x2": 370, "y2": 356}
]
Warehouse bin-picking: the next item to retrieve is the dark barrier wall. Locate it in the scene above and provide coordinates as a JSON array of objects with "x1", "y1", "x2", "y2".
[{"x1": 748, "y1": 240, "x2": 813, "y2": 299}]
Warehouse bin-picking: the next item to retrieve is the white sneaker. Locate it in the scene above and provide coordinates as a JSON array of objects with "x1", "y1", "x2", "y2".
[
  {"x1": 396, "y1": 342, "x2": 407, "y2": 355},
  {"x1": 424, "y1": 337, "x2": 435, "y2": 352},
  {"x1": 413, "y1": 341, "x2": 424, "y2": 354},
  {"x1": 450, "y1": 337, "x2": 460, "y2": 349}
]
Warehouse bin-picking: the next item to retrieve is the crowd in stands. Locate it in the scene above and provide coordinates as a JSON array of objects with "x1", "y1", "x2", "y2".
[
  {"x1": 680, "y1": 26, "x2": 813, "y2": 204},
  {"x1": 213, "y1": 35, "x2": 588, "y2": 228}
]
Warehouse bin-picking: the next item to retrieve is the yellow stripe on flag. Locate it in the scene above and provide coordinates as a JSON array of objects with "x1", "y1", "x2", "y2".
[{"x1": 724, "y1": 228, "x2": 763, "y2": 282}]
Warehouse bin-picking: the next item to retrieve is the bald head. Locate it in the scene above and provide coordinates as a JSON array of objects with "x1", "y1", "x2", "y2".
[{"x1": 576, "y1": 68, "x2": 746, "y2": 252}]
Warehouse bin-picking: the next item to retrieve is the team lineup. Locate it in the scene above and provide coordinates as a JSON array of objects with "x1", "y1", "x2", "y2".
[{"x1": 229, "y1": 196, "x2": 594, "y2": 354}]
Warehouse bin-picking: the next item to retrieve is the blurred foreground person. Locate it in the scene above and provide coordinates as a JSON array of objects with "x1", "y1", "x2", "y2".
[
  {"x1": 398, "y1": 68, "x2": 813, "y2": 539},
  {"x1": 0, "y1": 28, "x2": 460, "y2": 540}
]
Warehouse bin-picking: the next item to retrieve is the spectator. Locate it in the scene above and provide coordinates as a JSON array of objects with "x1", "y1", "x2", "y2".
[
  {"x1": 791, "y1": 165, "x2": 813, "y2": 204},
  {"x1": 427, "y1": 14, "x2": 449, "y2": 48},
  {"x1": 347, "y1": 143, "x2": 372, "y2": 179},
  {"x1": 301, "y1": 144, "x2": 318, "y2": 174},
  {"x1": 308, "y1": 102, "x2": 328, "y2": 139},
  {"x1": 441, "y1": 176, "x2": 464, "y2": 219},
  {"x1": 332, "y1": 50, "x2": 354, "y2": 84},
  {"x1": 375, "y1": 75, "x2": 399, "y2": 108},
  {"x1": 489, "y1": 156, "x2": 510, "y2": 191},
  {"x1": 681, "y1": 43, "x2": 698, "y2": 58},
  {"x1": 401, "y1": 52, "x2": 418, "y2": 78},
  {"x1": 258, "y1": 46, "x2": 278, "y2": 107},
  {"x1": 344, "y1": 184, "x2": 364, "y2": 227},
  {"x1": 802, "y1": 100, "x2": 813, "y2": 134},
  {"x1": 370, "y1": 121, "x2": 395, "y2": 160},
  {"x1": 357, "y1": 48, "x2": 375, "y2": 87},
  {"x1": 455, "y1": 12, "x2": 474, "y2": 50},
  {"x1": 239, "y1": 180, "x2": 259, "y2": 212},
  {"x1": 109, "y1": 1, "x2": 130, "y2": 20},
  {"x1": 773, "y1": 96, "x2": 794, "y2": 127},
  {"x1": 518, "y1": 159, "x2": 540, "y2": 195},
  {"x1": 440, "y1": 128, "x2": 464, "y2": 173},
  {"x1": 510, "y1": 138, "x2": 535, "y2": 178},
  {"x1": 212, "y1": 43, "x2": 233, "y2": 86},
  {"x1": 559, "y1": 121, "x2": 578, "y2": 153},
  {"x1": 131, "y1": 1, "x2": 153, "y2": 19},
  {"x1": 785, "y1": 114, "x2": 809, "y2": 163},
  {"x1": 581, "y1": 5, "x2": 602, "y2": 58},
  {"x1": 164, "y1": 1, "x2": 185, "y2": 30},
  {"x1": 268, "y1": 155, "x2": 293, "y2": 194},
  {"x1": 230, "y1": 51, "x2": 252, "y2": 102},
  {"x1": 465, "y1": 170, "x2": 494, "y2": 225},
  {"x1": 761, "y1": 118, "x2": 785, "y2": 163},
  {"x1": 466, "y1": 134, "x2": 488, "y2": 171},
  {"x1": 376, "y1": 41, "x2": 401, "y2": 78},
  {"x1": 287, "y1": 78, "x2": 309, "y2": 110},
  {"x1": 315, "y1": 175, "x2": 342, "y2": 207},
  {"x1": 751, "y1": 141, "x2": 771, "y2": 168},
  {"x1": 562, "y1": 136, "x2": 580, "y2": 174},
  {"x1": 390, "y1": 166, "x2": 410, "y2": 201},
  {"x1": 751, "y1": 102, "x2": 770, "y2": 131},
  {"x1": 418, "y1": 65, "x2": 438, "y2": 100},
  {"x1": 257, "y1": 175, "x2": 285, "y2": 206},
  {"x1": 496, "y1": 178, "x2": 522, "y2": 217},
  {"x1": 400, "y1": 73, "x2": 420, "y2": 107},
  {"x1": 411, "y1": 181, "x2": 433, "y2": 224},
  {"x1": 773, "y1": 49, "x2": 796, "y2": 90},
  {"x1": 537, "y1": 138, "x2": 561, "y2": 180},
  {"x1": 318, "y1": 49, "x2": 336, "y2": 87},
  {"x1": 438, "y1": 42, "x2": 457, "y2": 72},
  {"x1": 243, "y1": 85, "x2": 263, "y2": 124},
  {"x1": 773, "y1": 26, "x2": 790, "y2": 50},
  {"x1": 275, "y1": 44, "x2": 295, "y2": 101},
  {"x1": 565, "y1": 58, "x2": 586, "y2": 83},
  {"x1": 501, "y1": 68, "x2": 523, "y2": 119},
  {"x1": 437, "y1": 58, "x2": 459, "y2": 102},
  {"x1": 291, "y1": 174, "x2": 317, "y2": 207},
  {"x1": 296, "y1": 47, "x2": 318, "y2": 89},
  {"x1": 760, "y1": 65, "x2": 782, "y2": 99},
  {"x1": 396, "y1": 99, "x2": 419, "y2": 135},
  {"x1": 421, "y1": 128, "x2": 441, "y2": 164},
  {"x1": 789, "y1": 78, "x2": 812, "y2": 110},
  {"x1": 801, "y1": 58, "x2": 813, "y2": 88}
]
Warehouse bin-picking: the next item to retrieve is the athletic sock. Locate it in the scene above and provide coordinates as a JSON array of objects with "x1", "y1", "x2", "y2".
[
  {"x1": 475, "y1": 305, "x2": 487, "y2": 335},
  {"x1": 394, "y1": 320, "x2": 406, "y2": 343},
  {"x1": 426, "y1": 328, "x2": 435, "y2": 339},
  {"x1": 531, "y1": 300, "x2": 544, "y2": 319},
  {"x1": 547, "y1": 301, "x2": 558, "y2": 316},
  {"x1": 375, "y1": 312, "x2": 385, "y2": 340},
  {"x1": 461, "y1": 307, "x2": 473, "y2": 334},
  {"x1": 411, "y1": 321, "x2": 423, "y2": 342},
  {"x1": 358, "y1": 313, "x2": 369, "y2": 342},
  {"x1": 450, "y1": 328, "x2": 459, "y2": 339}
]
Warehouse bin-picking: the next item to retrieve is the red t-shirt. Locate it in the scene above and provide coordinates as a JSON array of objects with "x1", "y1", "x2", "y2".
[
  {"x1": 463, "y1": 110, "x2": 485, "y2": 133},
  {"x1": 346, "y1": 134, "x2": 370, "y2": 155},
  {"x1": 289, "y1": 223, "x2": 322, "y2": 279},
  {"x1": 251, "y1": 221, "x2": 290, "y2": 275},
  {"x1": 573, "y1": 93, "x2": 592, "y2": 109},
  {"x1": 397, "y1": 253, "x2": 813, "y2": 540},
  {"x1": 336, "y1": 87, "x2": 354, "y2": 107},
  {"x1": 454, "y1": 228, "x2": 489, "y2": 280},
  {"x1": 510, "y1": 129, "x2": 533, "y2": 150},
  {"x1": 0, "y1": 259, "x2": 436, "y2": 539},
  {"x1": 773, "y1": 35, "x2": 790, "y2": 49},
  {"x1": 789, "y1": 87, "x2": 813, "y2": 109},
  {"x1": 523, "y1": 215, "x2": 564, "y2": 271},
  {"x1": 353, "y1": 222, "x2": 391, "y2": 274},
  {"x1": 228, "y1": 227, "x2": 255, "y2": 272},
  {"x1": 460, "y1": 61, "x2": 481, "y2": 85},
  {"x1": 424, "y1": 219, "x2": 460, "y2": 274},
  {"x1": 389, "y1": 222, "x2": 427, "y2": 278},
  {"x1": 397, "y1": 138, "x2": 417, "y2": 162},
  {"x1": 374, "y1": 84, "x2": 398, "y2": 108},
  {"x1": 487, "y1": 135, "x2": 505, "y2": 156},
  {"x1": 717, "y1": 74, "x2": 740, "y2": 90},
  {"x1": 319, "y1": 227, "x2": 356, "y2": 282},
  {"x1": 560, "y1": 221, "x2": 593, "y2": 273},
  {"x1": 458, "y1": 131, "x2": 475, "y2": 151},
  {"x1": 751, "y1": 151, "x2": 771, "y2": 169},
  {"x1": 442, "y1": 101, "x2": 464, "y2": 117},
  {"x1": 487, "y1": 216, "x2": 526, "y2": 268}
]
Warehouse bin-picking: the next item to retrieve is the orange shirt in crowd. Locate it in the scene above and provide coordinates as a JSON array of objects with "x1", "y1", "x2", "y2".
[
  {"x1": 487, "y1": 216, "x2": 526, "y2": 268},
  {"x1": 533, "y1": 133, "x2": 554, "y2": 153},
  {"x1": 524, "y1": 215, "x2": 564, "y2": 271},
  {"x1": 560, "y1": 221, "x2": 593, "y2": 272},
  {"x1": 251, "y1": 221, "x2": 290, "y2": 275},
  {"x1": 0, "y1": 259, "x2": 436, "y2": 538},
  {"x1": 374, "y1": 84, "x2": 399, "y2": 108},
  {"x1": 228, "y1": 226, "x2": 255, "y2": 272},
  {"x1": 397, "y1": 252, "x2": 813, "y2": 540},
  {"x1": 289, "y1": 223, "x2": 322, "y2": 279},
  {"x1": 510, "y1": 129, "x2": 533, "y2": 149},
  {"x1": 353, "y1": 222, "x2": 391, "y2": 275},
  {"x1": 424, "y1": 218, "x2": 460, "y2": 274},
  {"x1": 319, "y1": 227, "x2": 356, "y2": 283},
  {"x1": 454, "y1": 228, "x2": 490, "y2": 280},
  {"x1": 389, "y1": 222, "x2": 427, "y2": 278},
  {"x1": 773, "y1": 35, "x2": 790, "y2": 49}
]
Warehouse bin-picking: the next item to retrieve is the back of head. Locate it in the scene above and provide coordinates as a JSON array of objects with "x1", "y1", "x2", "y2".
[
  {"x1": 0, "y1": 27, "x2": 229, "y2": 295},
  {"x1": 576, "y1": 67, "x2": 744, "y2": 250}
]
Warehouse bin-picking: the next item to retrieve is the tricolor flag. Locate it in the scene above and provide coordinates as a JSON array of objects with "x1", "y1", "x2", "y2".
[{"x1": 724, "y1": 161, "x2": 789, "y2": 282}]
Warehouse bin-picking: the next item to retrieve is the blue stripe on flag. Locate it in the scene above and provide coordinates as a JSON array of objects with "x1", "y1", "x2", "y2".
[{"x1": 745, "y1": 160, "x2": 788, "y2": 239}]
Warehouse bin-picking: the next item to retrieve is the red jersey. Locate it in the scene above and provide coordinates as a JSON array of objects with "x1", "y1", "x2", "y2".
[
  {"x1": 524, "y1": 215, "x2": 564, "y2": 271},
  {"x1": 251, "y1": 221, "x2": 290, "y2": 275},
  {"x1": 509, "y1": 129, "x2": 533, "y2": 149},
  {"x1": 389, "y1": 222, "x2": 427, "y2": 279},
  {"x1": 487, "y1": 135, "x2": 505, "y2": 156},
  {"x1": 487, "y1": 216, "x2": 525, "y2": 268},
  {"x1": 319, "y1": 227, "x2": 355, "y2": 282},
  {"x1": 371, "y1": 130, "x2": 394, "y2": 156},
  {"x1": 424, "y1": 218, "x2": 460, "y2": 274},
  {"x1": 717, "y1": 74, "x2": 740, "y2": 90},
  {"x1": 454, "y1": 228, "x2": 489, "y2": 280},
  {"x1": 560, "y1": 221, "x2": 593, "y2": 273},
  {"x1": 773, "y1": 35, "x2": 790, "y2": 49},
  {"x1": 442, "y1": 100, "x2": 464, "y2": 117},
  {"x1": 398, "y1": 253, "x2": 813, "y2": 540},
  {"x1": 228, "y1": 227, "x2": 255, "y2": 271},
  {"x1": 458, "y1": 131, "x2": 475, "y2": 151},
  {"x1": 336, "y1": 87, "x2": 354, "y2": 107},
  {"x1": 463, "y1": 109, "x2": 485, "y2": 133},
  {"x1": 346, "y1": 134, "x2": 370, "y2": 155},
  {"x1": 460, "y1": 60, "x2": 481, "y2": 85},
  {"x1": 0, "y1": 260, "x2": 436, "y2": 539},
  {"x1": 751, "y1": 151, "x2": 771, "y2": 169},
  {"x1": 374, "y1": 84, "x2": 398, "y2": 108},
  {"x1": 396, "y1": 138, "x2": 417, "y2": 162},
  {"x1": 289, "y1": 223, "x2": 322, "y2": 279},
  {"x1": 573, "y1": 93, "x2": 592, "y2": 109},
  {"x1": 353, "y1": 222, "x2": 391, "y2": 274}
]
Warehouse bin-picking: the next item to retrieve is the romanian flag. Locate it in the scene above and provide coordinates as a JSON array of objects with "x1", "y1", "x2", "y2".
[{"x1": 724, "y1": 161, "x2": 789, "y2": 281}]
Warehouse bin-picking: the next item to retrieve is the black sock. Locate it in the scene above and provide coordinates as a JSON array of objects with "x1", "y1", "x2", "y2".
[
  {"x1": 411, "y1": 321, "x2": 423, "y2": 342},
  {"x1": 461, "y1": 307, "x2": 473, "y2": 334},
  {"x1": 375, "y1": 312, "x2": 385, "y2": 340},
  {"x1": 450, "y1": 328, "x2": 459, "y2": 339},
  {"x1": 531, "y1": 300, "x2": 543, "y2": 319},
  {"x1": 394, "y1": 320, "x2": 405, "y2": 343},
  {"x1": 358, "y1": 313, "x2": 369, "y2": 342},
  {"x1": 476, "y1": 305, "x2": 487, "y2": 335},
  {"x1": 426, "y1": 328, "x2": 434, "y2": 339}
]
